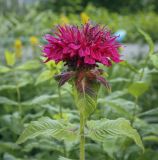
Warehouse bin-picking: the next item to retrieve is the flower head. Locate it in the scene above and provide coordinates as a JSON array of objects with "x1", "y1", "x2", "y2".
[
  {"x1": 14, "y1": 39, "x2": 22, "y2": 49},
  {"x1": 30, "y1": 36, "x2": 39, "y2": 45},
  {"x1": 60, "y1": 14, "x2": 69, "y2": 25},
  {"x1": 14, "y1": 39, "x2": 22, "y2": 58},
  {"x1": 80, "y1": 12, "x2": 89, "y2": 24},
  {"x1": 43, "y1": 23, "x2": 122, "y2": 71}
]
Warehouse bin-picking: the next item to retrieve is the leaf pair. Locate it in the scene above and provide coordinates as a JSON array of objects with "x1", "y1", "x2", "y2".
[{"x1": 17, "y1": 117, "x2": 144, "y2": 152}]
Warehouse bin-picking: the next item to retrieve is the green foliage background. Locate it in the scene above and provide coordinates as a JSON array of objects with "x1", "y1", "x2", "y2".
[{"x1": 0, "y1": 0, "x2": 158, "y2": 160}]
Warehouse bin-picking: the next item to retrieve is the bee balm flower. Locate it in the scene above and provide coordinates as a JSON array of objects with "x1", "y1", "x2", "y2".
[
  {"x1": 42, "y1": 23, "x2": 122, "y2": 91},
  {"x1": 43, "y1": 23, "x2": 122, "y2": 71}
]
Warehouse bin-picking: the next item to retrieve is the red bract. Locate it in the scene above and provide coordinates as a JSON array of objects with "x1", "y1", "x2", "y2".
[{"x1": 42, "y1": 23, "x2": 122, "y2": 70}]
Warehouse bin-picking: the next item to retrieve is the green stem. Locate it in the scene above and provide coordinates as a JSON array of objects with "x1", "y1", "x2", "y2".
[
  {"x1": 80, "y1": 113, "x2": 85, "y2": 160},
  {"x1": 13, "y1": 69, "x2": 22, "y2": 113},
  {"x1": 139, "y1": 50, "x2": 150, "y2": 80},
  {"x1": 58, "y1": 87, "x2": 68, "y2": 157},
  {"x1": 131, "y1": 97, "x2": 138, "y2": 126},
  {"x1": 58, "y1": 87, "x2": 63, "y2": 118},
  {"x1": 16, "y1": 85, "x2": 22, "y2": 113}
]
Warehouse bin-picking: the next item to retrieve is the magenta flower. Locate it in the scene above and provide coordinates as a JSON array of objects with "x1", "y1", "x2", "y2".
[{"x1": 43, "y1": 23, "x2": 122, "y2": 70}]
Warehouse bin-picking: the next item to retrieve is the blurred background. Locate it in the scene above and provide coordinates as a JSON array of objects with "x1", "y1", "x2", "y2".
[
  {"x1": 0, "y1": 0, "x2": 158, "y2": 60},
  {"x1": 0, "y1": 0, "x2": 158, "y2": 160}
]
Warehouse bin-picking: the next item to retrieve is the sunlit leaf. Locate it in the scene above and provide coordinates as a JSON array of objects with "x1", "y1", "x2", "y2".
[
  {"x1": 35, "y1": 70, "x2": 54, "y2": 85},
  {"x1": 128, "y1": 81, "x2": 149, "y2": 97},
  {"x1": 5, "y1": 50, "x2": 15, "y2": 66}
]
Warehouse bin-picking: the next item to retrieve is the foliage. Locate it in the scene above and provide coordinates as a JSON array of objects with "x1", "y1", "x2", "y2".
[
  {"x1": 1, "y1": 3, "x2": 158, "y2": 47},
  {"x1": 0, "y1": 8, "x2": 158, "y2": 159}
]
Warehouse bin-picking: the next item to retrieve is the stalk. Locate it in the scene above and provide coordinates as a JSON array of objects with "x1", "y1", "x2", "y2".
[
  {"x1": 58, "y1": 87, "x2": 63, "y2": 118},
  {"x1": 13, "y1": 69, "x2": 22, "y2": 113},
  {"x1": 80, "y1": 113, "x2": 85, "y2": 160},
  {"x1": 131, "y1": 97, "x2": 138, "y2": 125}
]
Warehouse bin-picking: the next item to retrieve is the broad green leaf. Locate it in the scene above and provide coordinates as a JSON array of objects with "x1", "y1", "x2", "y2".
[
  {"x1": 150, "y1": 54, "x2": 158, "y2": 69},
  {"x1": 16, "y1": 60, "x2": 41, "y2": 70},
  {"x1": 0, "y1": 96, "x2": 18, "y2": 105},
  {"x1": 138, "y1": 29, "x2": 154, "y2": 56},
  {"x1": 87, "y1": 118, "x2": 144, "y2": 151},
  {"x1": 35, "y1": 70, "x2": 54, "y2": 85},
  {"x1": 17, "y1": 117, "x2": 78, "y2": 144},
  {"x1": 5, "y1": 50, "x2": 15, "y2": 66},
  {"x1": 0, "y1": 65, "x2": 11, "y2": 73},
  {"x1": 128, "y1": 81, "x2": 149, "y2": 98}
]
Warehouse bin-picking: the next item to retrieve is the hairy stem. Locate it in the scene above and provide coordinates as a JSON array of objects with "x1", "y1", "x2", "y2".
[{"x1": 80, "y1": 113, "x2": 85, "y2": 160}]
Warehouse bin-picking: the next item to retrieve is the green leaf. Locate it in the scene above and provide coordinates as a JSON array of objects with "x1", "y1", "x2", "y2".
[
  {"x1": 138, "y1": 29, "x2": 154, "y2": 56},
  {"x1": 0, "y1": 96, "x2": 18, "y2": 106},
  {"x1": 17, "y1": 117, "x2": 78, "y2": 144},
  {"x1": 102, "y1": 137, "x2": 126, "y2": 159},
  {"x1": 73, "y1": 78, "x2": 99, "y2": 118},
  {"x1": 128, "y1": 81, "x2": 149, "y2": 97},
  {"x1": 35, "y1": 70, "x2": 54, "y2": 85},
  {"x1": 0, "y1": 85, "x2": 17, "y2": 91},
  {"x1": 143, "y1": 136, "x2": 158, "y2": 143},
  {"x1": 150, "y1": 54, "x2": 158, "y2": 69},
  {"x1": 87, "y1": 118, "x2": 144, "y2": 151},
  {"x1": 101, "y1": 98, "x2": 139, "y2": 118},
  {"x1": 58, "y1": 156, "x2": 74, "y2": 160},
  {"x1": 74, "y1": 88, "x2": 97, "y2": 118},
  {"x1": 5, "y1": 50, "x2": 15, "y2": 66},
  {"x1": 22, "y1": 94, "x2": 61, "y2": 106},
  {"x1": 105, "y1": 90, "x2": 128, "y2": 100},
  {"x1": 0, "y1": 142, "x2": 20, "y2": 152},
  {"x1": 3, "y1": 153, "x2": 19, "y2": 160},
  {"x1": 16, "y1": 60, "x2": 41, "y2": 70},
  {"x1": 139, "y1": 108, "x2": 158, "y2": 117},
  {"x1": 0, "y1": 65, "x2": 11, "y2": 73}
]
